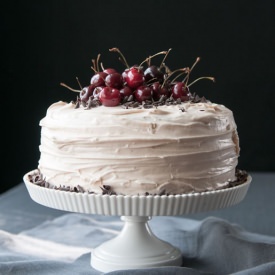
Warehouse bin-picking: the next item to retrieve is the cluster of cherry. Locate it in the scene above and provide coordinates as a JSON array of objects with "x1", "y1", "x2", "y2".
[{"x1": 61, "y1": 48, "x2": 214, "y2": 107}]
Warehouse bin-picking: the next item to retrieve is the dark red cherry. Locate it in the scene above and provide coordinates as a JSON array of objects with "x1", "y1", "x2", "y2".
[
  {"x1": 105, "y1": 72, "x2": 123, "y2": 89},
  {"x1": 119, "y1": 86, "x2": 133, "y2": 99},
  {"x1": 103, "y1": 68, "x2": 117, "y2": 75},
  {"x1": 93, "y1": 86, "x2": 104, "y2": 98},
  {"x1": 99, "y1": 87, "x2": 121, "y2": 107},
  {"x1": 80, "y1": 84, "x2": 95, "y2": 102},
  {"x1": 151, "y1": 82, "x2": 170, "y2": 101},
  {"x1": 122, "y1": 70, "x2": 128, "y2": 80},
  {"x1": 134, "y1": 85, "x2": 152, "y2": 103},
  {"x1": 171, "y1": 82, "x2": 190, "y2": 102},
  {"x1": 90, "y1": 72, "x2": 108, "y2": 87},
  {"x1": 144, "y1": 65, "x2": 164, "y2": 82},
  {"x1": 123, "y1": 67, "x2": 145, "y2": 89}
]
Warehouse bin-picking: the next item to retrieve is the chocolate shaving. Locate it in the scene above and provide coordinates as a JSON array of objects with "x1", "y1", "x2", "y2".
[
  {"x1": 189, "y1": 93, "x2": 208, "y2": 104},
  {"x1": 228, "y1": 169, "x2": 248, "y2": 187},
  {"x1": 28, "y1": 168, "x2": 248, "y2": 196},
  {"x1": 122, "y1": 101, "x2": 140, "y2": 109},
  {"x1": 144, "y1": 189, "x2": 168, "y2": 196},
  {"x1": 71, "y1": 90, "x2": 210, "y2": 111},
  {"x1": 127, "y1": 94, "x2": 134, "y2": 102},
  {"x1": 84, "y1": 96, "x2": 101, "y2": 109},
  {"x1": 158, "y1": 189, "x2": 167, "y2": 196},
  {"x1": 121, "y1": 95, "x2": 191, "y2": 110},
  {"x1": 74, "y1": 98, "x2": 81, "y2": 109},
  {"x1": 77, "y1": 185, "x2": 85, "y2": 193},
  {"x1": 100, "y1": 185, "x2": 117, "y2": 195},
  {"x1": 28, "y1": 172, "x2": 46, "y2": 187}
]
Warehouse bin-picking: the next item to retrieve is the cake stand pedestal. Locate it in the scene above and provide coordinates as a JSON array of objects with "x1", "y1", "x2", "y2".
[
  {"x1": 92, "y1": 216, "x2": 182, "y2": 272},
  {"x1": 24, "y1": 170, "x2": 251, "y2": 273}
]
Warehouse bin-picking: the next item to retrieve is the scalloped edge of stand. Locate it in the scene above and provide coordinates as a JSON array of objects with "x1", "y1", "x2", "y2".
[{"x1": 24, "y1": 170, "x2": 252, "y2": 216}]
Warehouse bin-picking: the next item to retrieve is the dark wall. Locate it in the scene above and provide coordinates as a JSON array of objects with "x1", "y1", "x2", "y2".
[{"x1": 1, "y1": 0, "x2": 274, "y2": 193}]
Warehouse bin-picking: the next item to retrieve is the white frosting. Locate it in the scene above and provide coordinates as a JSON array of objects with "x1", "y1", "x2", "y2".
[{"x1": 38, "y1": 101, "x2": 239, "y2": 195}]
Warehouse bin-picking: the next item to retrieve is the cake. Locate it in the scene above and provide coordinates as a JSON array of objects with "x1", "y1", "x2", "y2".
[{"x1": 31, "y1": 48, "x2": 246, "y2": 196}]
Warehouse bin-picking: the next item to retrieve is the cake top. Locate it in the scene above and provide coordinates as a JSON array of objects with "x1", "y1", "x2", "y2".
[{"x1": 60, "y1": 48, "x2": 215, "y2": 110}]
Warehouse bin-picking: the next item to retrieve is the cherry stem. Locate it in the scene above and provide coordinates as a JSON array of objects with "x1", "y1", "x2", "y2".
[
  {"x1": 170, "y1": 68, "x2": 190, "y2": 83},
  {"x1": 109, "y1": 48, "x2": 130, "y2": 69},
  {"x1": 60, "y1": 82, "x2": 80, "y2": 93},
  {"x1": 187, "y1": 77, "x2": 215, "y2": 88},
  {"x1": 184, "y1": 57, "x2": 200, "y2": 84},
  {"x1": 91, "y1": 59, "x2": 98, "y2": 73},
  {"x1": 76, "y1": 77, "x2": 82, "y2": 90},
  {"x1": 162, "y1": 63, "x2": 171, "y2": 74},
  {"x1": 146, "y1": 56, "x2": 151, "y2": 66},
  {"x1": 190, "y1": 57, "x2": 201, "y2": 72},
  {"x1": 162, "y1": 68, "x2": 188, "y2": 87},
  {"x1": 100, "y1": 62, "x2": 105, "y2": 71},
  {"x1": 96, "y1": 54, "x2": 101, "y2": 72},
  {"x1": 139, "y1": 51, "x2": 167, "y2": 68},
  {"x1": 159, "y1": 48, "x2": 172, "y2": 69}
]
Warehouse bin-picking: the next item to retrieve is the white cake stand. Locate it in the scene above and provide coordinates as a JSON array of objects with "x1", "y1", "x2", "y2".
[{"x1": 24, "y1": 170, "x2": 251, "y2": 273}]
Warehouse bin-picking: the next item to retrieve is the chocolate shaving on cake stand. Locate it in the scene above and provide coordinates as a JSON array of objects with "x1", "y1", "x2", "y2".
[{"x1": 29, "y1": 169, "x2": 248, "y2": 196}]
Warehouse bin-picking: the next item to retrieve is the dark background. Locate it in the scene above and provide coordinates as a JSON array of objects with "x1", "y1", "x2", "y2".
[{"x1": 1, "y1": 0, "x2": 274, "y2": 194}]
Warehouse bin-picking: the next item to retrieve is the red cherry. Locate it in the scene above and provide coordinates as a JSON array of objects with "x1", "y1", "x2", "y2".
[
  {"x1": 123, "y1": 67, "x2": 145, "y2": 89},
  {"x1": 122, "y1": 70, "x2": 128, "y2": 80},
  {"x1": 151, "y1": 82, "x2": 171, "y2": 101},
  {"x1": 144, "y1": 65, "x2": 164, "y2": 83},
  {"x1": 134, "y1": 85, "x2": 152, "y2": 103},
  {"x1": 172, "y1": 82, "x2": 190, "y2": 102},
  {"x1": 120, "y1": 86, "x2": 133, "y2": 99},
  {"x1": 90, "y1": 72, "x2": 107, "y2": 87},
  {"x1": 99, "y1": 87, "x2": 121, "y2": 107},
  {"x1": 103, "y1": 68, "x2": 117, "y2": 75},
  {"x1": 105, "y1": 72, "x2": 123, "y2": 89},
  {"x1": 93, "y1": 86, "x2": 104, "y2": 98},
  {"x1": 80, "y1": 84, "x2": 95, "y2": 102}
]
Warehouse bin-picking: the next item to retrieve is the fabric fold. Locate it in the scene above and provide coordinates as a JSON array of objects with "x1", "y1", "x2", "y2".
[
  {"x1": 0, "y1": 229, "x2": 90, "y2": 262},
  {"x1": 0, "y1": 214, "x2": 275, "y2": 275}
]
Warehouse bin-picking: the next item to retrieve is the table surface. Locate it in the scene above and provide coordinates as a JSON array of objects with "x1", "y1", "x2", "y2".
[{"x1": 1, "y1": 171, "x2": 274, "y2": 236}]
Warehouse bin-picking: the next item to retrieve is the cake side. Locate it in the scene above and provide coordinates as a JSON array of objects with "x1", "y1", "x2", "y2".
[{"x1": 38, "y1": 100, "x2": 239, "y2": 195}]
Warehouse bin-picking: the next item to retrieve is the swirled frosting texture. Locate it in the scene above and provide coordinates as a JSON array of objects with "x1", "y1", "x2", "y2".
[{"x1": 38, "y1": 101, "x2": 240, "y2": 195}]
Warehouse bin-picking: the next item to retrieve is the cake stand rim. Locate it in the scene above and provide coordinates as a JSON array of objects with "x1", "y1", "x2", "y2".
[{"x1": 23, "y1": 169, "x2": 252, "y2": 216}]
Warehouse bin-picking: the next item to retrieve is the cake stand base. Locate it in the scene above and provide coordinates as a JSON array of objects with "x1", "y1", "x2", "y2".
[{"x1": 91, "y1": 216, "x2": 182, "y2": 272}]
